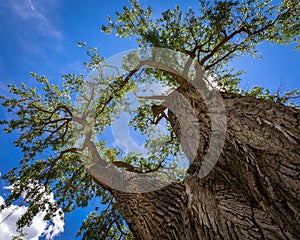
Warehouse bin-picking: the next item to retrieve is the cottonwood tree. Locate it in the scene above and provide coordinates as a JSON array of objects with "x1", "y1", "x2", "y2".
[{"x1": 1, "y1": 0, "x2": 300, "y2": 239}]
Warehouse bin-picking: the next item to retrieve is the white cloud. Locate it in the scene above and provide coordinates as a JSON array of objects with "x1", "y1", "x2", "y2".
[{"x1": 0, "y1": 184, "x2": 64, "y2": 240}]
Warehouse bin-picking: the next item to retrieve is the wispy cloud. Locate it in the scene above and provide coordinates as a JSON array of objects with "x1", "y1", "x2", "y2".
[
  {"x1": 0, "y1": 0, "x2": 64, "y2": 76},
  {"x1": 6, "y1": 0, "x2": 62, "y2": 40},
  {"x1": 27, "y1": 0, "x2": 35, "y2": 10}
]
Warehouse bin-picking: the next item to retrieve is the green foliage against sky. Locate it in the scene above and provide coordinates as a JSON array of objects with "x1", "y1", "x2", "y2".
[{"x1": 0, "y1": 0, "x2": 299, "y2": 239}]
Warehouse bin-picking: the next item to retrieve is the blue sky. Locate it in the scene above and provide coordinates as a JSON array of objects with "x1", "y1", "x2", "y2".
[{"x1": 0, "y1": 0, "x2": 299, "y2": 239}]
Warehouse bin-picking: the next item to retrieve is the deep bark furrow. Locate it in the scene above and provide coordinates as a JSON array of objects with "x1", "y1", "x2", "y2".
[{"x1": 111, "y1": 93, "x2": 300, "y2": 239}]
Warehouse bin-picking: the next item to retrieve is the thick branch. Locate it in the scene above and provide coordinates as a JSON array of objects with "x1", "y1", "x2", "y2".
[{"x1": 98, "y1": 59, "x2": 189, "y2": 117}]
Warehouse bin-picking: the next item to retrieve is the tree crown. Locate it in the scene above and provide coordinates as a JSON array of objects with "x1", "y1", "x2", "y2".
[{"x1": 0, "y1": 0, "x2": 299, "y2": 239}]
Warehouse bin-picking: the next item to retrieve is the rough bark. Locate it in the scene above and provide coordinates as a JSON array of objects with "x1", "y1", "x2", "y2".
[{"x1": 112, "y1": 90, "x2": 300, "y2": 240}]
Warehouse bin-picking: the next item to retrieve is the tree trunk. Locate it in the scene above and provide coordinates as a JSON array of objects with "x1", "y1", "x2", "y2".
[{"x1": 112, "y1": 91, "x2": 300, "y2": 239}]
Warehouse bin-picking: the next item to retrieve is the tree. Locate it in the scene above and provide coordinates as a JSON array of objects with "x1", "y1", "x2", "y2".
[{"x1": 1, "y1": 0, "x2": 300, "y2": 239}]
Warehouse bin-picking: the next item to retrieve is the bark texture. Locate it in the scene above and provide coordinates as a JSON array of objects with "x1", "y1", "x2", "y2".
[{"x1": 113, "y1": 90, "x2": 300, "y2": 240}]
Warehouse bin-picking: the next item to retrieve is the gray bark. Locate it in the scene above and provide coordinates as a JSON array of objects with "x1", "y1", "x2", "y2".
[{"x1": 113, "y1": 91, "x2": 300, "y2": 239}]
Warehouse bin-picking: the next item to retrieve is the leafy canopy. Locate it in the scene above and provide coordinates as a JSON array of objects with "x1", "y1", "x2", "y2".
[{"x1": 0, "y1": 0, "x2": 299, "y2": 239}]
